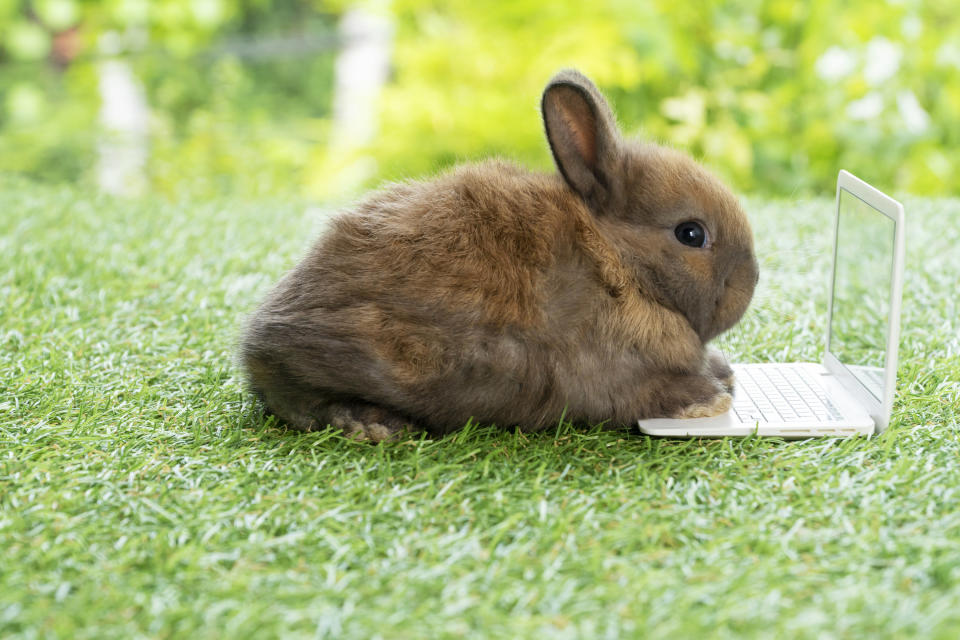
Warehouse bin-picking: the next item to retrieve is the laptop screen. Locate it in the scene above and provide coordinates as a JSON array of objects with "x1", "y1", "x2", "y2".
[{"x1": 827, "y1": 188, "x2": 897, "y2": 400}]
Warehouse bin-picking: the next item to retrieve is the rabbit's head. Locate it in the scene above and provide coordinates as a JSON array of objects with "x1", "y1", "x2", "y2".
[{"x1": 542, "y1": 70, "x2": 758, "y2": 343}]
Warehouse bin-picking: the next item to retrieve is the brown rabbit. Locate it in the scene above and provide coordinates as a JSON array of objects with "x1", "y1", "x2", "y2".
[{"x1": 241, "y1": 69, "x2": 758, "y2": 441}]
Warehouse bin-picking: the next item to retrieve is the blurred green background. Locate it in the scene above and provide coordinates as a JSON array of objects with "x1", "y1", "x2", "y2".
[{"x1": 1, "y1": 0, "x2": 958, "y2": 200}]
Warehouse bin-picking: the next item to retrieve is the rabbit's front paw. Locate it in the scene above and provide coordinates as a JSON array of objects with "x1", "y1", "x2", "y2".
[
  {"x1": 670, "y1": 391, "x2": 733, "y2": 419},
  {"x1": 716, "y1": 371, "x2": 735, "y2": 395},
  {"x1": 705, "y1": 348, "x2": 735, "y2": 394}
]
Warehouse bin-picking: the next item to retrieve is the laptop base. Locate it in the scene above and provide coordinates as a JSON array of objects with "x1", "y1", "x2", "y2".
[{"x1": 637, "y1": 363, "x2": 876, "y2": 438}]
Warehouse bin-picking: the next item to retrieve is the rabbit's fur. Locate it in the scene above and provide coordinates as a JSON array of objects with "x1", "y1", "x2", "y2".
[{"x1": 242, "y1": 70, "x2": 758, "y2": 440}]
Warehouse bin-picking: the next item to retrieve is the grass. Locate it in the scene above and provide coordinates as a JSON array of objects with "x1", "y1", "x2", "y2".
[{"x1": 1, "y1": 174, "x2": 959, "y2": 639}]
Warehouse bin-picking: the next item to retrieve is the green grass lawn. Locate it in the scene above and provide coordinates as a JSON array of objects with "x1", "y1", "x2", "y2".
[{"x1": 2, "y1": 175, "x2": 959, "y2": 638}]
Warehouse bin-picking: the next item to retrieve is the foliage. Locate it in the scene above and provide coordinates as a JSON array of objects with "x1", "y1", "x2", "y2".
[
  {"x1": 367, "y1": 0, "x2": 960, "y2": 195},
  {"x1": 2, "y1": 177, "x2": 960, "y2": 636},
  {"x1": 0, "y1": 0, "x2": 338, "y2": 196},
  {"x1": 1, "y1": 1, "x2": 959, "y2": 197}
]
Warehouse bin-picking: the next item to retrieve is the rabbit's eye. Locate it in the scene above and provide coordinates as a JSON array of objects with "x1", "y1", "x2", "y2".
[{"x1": 675, "y1": 221, "x2": 707, "y2": 248}]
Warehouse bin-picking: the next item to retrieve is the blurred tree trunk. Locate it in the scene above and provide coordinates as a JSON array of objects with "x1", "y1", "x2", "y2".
[
  {"x1": 320, "y1": 5, "x2": 393, "y2": 196},
  {"x1": 97, "y1": 58, "x2": 148, "y2": 196}
]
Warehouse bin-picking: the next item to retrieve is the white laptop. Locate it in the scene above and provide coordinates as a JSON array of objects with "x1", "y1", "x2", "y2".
[{"x1": 638, "y1": 170, "x2": 905, "y2": 438}]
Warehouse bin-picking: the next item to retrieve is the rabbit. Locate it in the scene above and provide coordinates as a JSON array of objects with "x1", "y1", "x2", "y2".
[{"x1": 241, "y1": 69, "x2": 759, "y2": 441}]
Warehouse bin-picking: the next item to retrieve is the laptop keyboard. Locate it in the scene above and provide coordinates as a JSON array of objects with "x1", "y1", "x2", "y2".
[{"x1": 732, "y1": 366, "x2": 844, "y2": 424}]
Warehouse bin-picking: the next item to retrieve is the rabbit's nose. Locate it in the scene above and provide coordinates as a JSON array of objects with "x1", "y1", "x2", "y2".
[{"x1": 722, "y1": 253, "x2": 758, "y2": 292}]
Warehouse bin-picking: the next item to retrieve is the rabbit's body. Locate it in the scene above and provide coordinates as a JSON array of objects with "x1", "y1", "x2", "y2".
[{"x1": 242, "y1": 71, "x2": 758, "y2": 440}]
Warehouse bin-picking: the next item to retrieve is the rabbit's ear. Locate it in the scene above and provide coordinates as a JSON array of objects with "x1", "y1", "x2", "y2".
[{"x1": 542, "y1": 70, "x2": 621, "y2": 209}]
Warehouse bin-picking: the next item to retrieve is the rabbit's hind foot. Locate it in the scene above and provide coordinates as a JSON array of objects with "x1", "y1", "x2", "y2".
[{"x1": 321, "y1": 401, "x2": 418, "y2": 442}]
